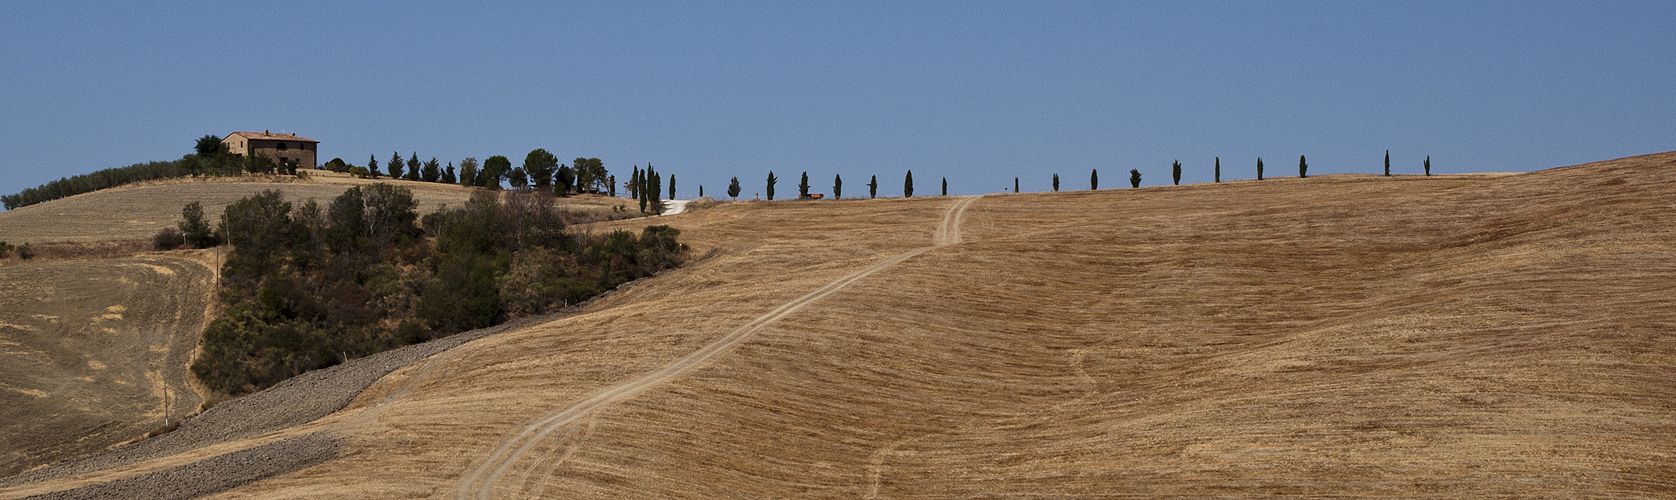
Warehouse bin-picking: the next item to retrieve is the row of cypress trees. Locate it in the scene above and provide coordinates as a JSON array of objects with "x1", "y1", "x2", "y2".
[{"x1": 698, "y1": 152, "x2": 1435, "y2": 202}]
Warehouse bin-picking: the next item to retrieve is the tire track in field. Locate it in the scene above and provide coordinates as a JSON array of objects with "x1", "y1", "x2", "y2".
[{"x1": 456, "y1": 196, "x2": 980, "y2": 499}]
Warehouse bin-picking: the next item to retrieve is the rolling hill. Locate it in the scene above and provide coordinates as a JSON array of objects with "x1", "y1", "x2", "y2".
[{"x1": 2, "y1": 152, "x2": 1673, "y2": 498}]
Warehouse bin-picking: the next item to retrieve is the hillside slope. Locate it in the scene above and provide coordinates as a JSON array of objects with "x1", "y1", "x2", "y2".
[
  {"x1": 0, "y1": 254, "x2": 212, "y2": 476},
  {"x1": 0, "y1": 173, "x2": 633, "y2": 244},
  {"x1": 4, "y1": 152, "x2": 1673, "y2": 498}
]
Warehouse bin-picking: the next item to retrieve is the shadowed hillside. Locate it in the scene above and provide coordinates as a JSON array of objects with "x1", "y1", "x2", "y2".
[{"x1": 4, "y1": 152, "x2": 1673, "y2": 498}]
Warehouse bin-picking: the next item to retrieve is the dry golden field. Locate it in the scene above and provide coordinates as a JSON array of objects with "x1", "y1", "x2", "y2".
[
  {"x1": 3, "y1": 152, "x2": 1674, "y2": 498},
  {"x1": 0, "y1": 172, "x2": 632, "y2": 245},
  {"x1": 0, "y1": 254, "x2": 212, "y2": 476}
]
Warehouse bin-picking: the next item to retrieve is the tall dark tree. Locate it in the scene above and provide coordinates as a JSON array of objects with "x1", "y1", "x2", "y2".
[
  {"x1": 442, "y1": 163, "x2": 457, "y2": 184},
  {"x1": 523, "y1": 149, "x2": 559, "y2": 188},
  {"x1": 421, "y1": 157, "x2": 441, "y2": 182},
  {"x1": 555, "y1": 165, "x2": 575, "y2": 196},
  {"x1": 1384, "y1": 150, "x2": 1391, "y2": 176},
  {"x1": 904, "y1": 170, "x2": 914, "y2": 198},
  {"x1": 699, "y1": 185, "x2": 703, "y2": 197},
  {"x1": 868, "y1": 175, "x2": 878, "y2": 199},
  {"x1": 179, "y1": 201, "x2": 219, "y2": 248},
  {"x1": 727, "y1": 177, "x2": 741, "y2": 199},
  {"x1": 1215, "y1": 157, "x2": 1221, "y2": 182},
  {"x1": 1014, "y1": 177, "x2": 1019, "y2": 194},
  {"x1": 943, "y1": 177, "x2": 948, "y2": 196},
  {"x1": 1129, "y1": 169, "x2": 1141, "y2": 188},
  {"x1": 1091, "y1": 169, "x2": 1099, "y2": 190},
  {"x1": 766, "y1": 171, "x2": 778, "y2": 200},
  {"x1": 651, "y1": 171, "x2": 663, "y2": 209},
  {"x1": 458, "y1": 158, "x2": 478, "y2": 187},
  {"x1": 669, "y1": 175, "x2": 676, "y2": 200},
  {"x1": 405, "y1": 153, "x2": 421, "y2": 181},
  {"x1": 508, "y1": 167, "x2": 529, "y2": 189},
  {"x1": 630, "y1": 166, "x2": 641, "y2": 200},
  {"x1": 799, "y1": 171, "x2": 810, "y2": 199},
  {"x1": 1172, "y1": 161, "x2": 1182, "y2": 185},
  {"x1": 1257, "y1": 157, "x2": 1265, "y2": 180},
  {"x1": 388, "y1": 152, "x2": 405, "y2": 179},
  {"x1": 1299, "y1": 155, "x2": 1308, "y2": 178},
  {"x1": 572, "y1": 158, "x2": 607, "y2": 193},
  {"x1": 638, "y1": 170, "x2": 649, "y2": 212},
  {"x1": 482, "y1": 156, "x2": 512, "y2": 189},
  {"x1": 195, "y1": 135, "x2": 227, "y2": 157},
  {"x1": 368, "y1": 154, "x2": 380, "y2": 177},
  {"x1": 834, "y1": 174, "x2": 842, "y2": 199},
  {"x1": 1052, "y1": 173, "x2": 1060, "y2": 191},
  {"x1": 1424, "y1": 156, "x2": 1431, "y2": 176},
  {"x1": 608, "y1": 175, "x2": 615, "y2": 197}
]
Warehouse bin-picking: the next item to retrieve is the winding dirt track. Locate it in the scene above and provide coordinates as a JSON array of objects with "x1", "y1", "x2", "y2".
[{"x1": 456, "y1": 196, "x2": 979, "y2": 500}]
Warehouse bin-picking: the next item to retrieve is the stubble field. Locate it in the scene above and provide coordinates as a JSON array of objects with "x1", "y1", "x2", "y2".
[
  {"x1": 0, "y1": 172, "x2": 632, "y2": 245},
  {"x1": 0, "y1": 254, "x2": 213, "y2": 477},
  {"x1": 3, "y1": 152, "x2": 1673, "y2": 498}
]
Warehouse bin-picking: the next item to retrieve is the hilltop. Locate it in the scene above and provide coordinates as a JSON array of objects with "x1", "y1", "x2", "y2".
[
  {"x1": 0, "y1": 171, "x2": 629, "y2": 245},
  {"x1": 3, "y1": 152, "x2": 1674, "y2": 498}
]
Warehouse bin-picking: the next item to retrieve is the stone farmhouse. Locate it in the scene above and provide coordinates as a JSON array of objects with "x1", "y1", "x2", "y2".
[{"x1": 221, "y1": 130, "x2": 319, "y2": 169}]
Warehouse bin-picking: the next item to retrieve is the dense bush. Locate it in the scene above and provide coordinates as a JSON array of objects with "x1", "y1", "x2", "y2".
[
  {"x1": 0, "y1": 242, "x2": 12, "y2": 259},
  {"x1": 153, "y1": 227, "x2": 186, "y2": 250},
  {"x1": 190, "y1": 186, "x2": 685, "y2": 395}
]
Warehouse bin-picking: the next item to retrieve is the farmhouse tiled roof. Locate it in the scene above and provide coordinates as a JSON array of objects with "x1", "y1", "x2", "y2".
[{"x1": 226, "y1": 131, "x2": 319, "y2": 143}]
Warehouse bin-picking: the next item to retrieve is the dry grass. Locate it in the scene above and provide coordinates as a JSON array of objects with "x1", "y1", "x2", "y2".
[
  {"x1": 7, "y1": 152, "x2": 1676, "y2": 498},
  {"x1": 0, "y1": 173, "x2": 634, "y2": 244},
  {"x1": 0, "y1": 255, "x2": 214, "y2": 477}
]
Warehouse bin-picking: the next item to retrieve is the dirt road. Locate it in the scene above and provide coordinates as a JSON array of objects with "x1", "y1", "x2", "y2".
[{"x1": 455, "y1": 196, "x2": 979, "y2": 499}]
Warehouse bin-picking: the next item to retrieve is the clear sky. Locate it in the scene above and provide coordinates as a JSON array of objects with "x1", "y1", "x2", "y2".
[{"x1": 2, "y1": 1, "x2": 1672, "y2": 202}]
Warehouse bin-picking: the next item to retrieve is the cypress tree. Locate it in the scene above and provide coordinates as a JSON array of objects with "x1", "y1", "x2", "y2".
[
  {"x1": 669, "y1": 174, "x2": 676, "y2": 200},
  {"x1": 405, "y1": 153, "x2": 421, "y2": 181},
  {"x1": 1257, "y1": 157, "x2": 1265, "y2": 180},
  {"x1": 1129, "y1": 169, "x2": 1141, "y2": 188},
  {"x1": 388, "y1": 151, "x2": 404, "y2": 179},
  {"x1": 368, "y1": 154, "x2": 380, "y2": 177},
  {"x1": 799, "y1": 171, "x2": 809, "y2": 199},
  {"x1": 1299, "y1": 155, "x2": 1308, "y2": 178},
  {"x1": 904, "y1": 170, "x2": 914, "y2": 198},
  {"x1": 1052, "y1": 173, "x2": 1059, "y2": 191},
  {"x1": 766, "y1": 171, "x2": 777, "y2": 200},
  {"x1": 943, "y1": 177, "x2": 948, "y2": 196},
  {"x1": 1014, "y1": 177, "x2": 1019, "y2": 194},
  {"x1": 1091, "y1": 169, "x2": 1099, "y2": 190},
  {"x1": 1425, "y1": 156, "x2": 1431, "y2": 176},
  {"x1": 699, "y1": 185, "x2": 703, "y2": 198},
  {"x1": 1172, "y1": 160, "x2": 1182, "y2": 185},
  {"x1": 1384, "y1": 150, "x2": 1390, "y2": 176},
  {"x1": 834, "y1": 174, "x2": 842, "y2": 199},
  {"x1": 727, "y1": 177, "x2": 741, "y2": 199},
  {"x1": 1215, "y1": 157, "x2": 1221, "y2": 182},
  {"x1": 868, "y1": 175, "x2": 878, "y2": 199}
]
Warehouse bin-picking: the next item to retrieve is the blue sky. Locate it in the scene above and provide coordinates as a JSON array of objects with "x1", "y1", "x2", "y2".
[{"x1": 2, "y1": 1, "x2": 1672, "y2": 202}]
